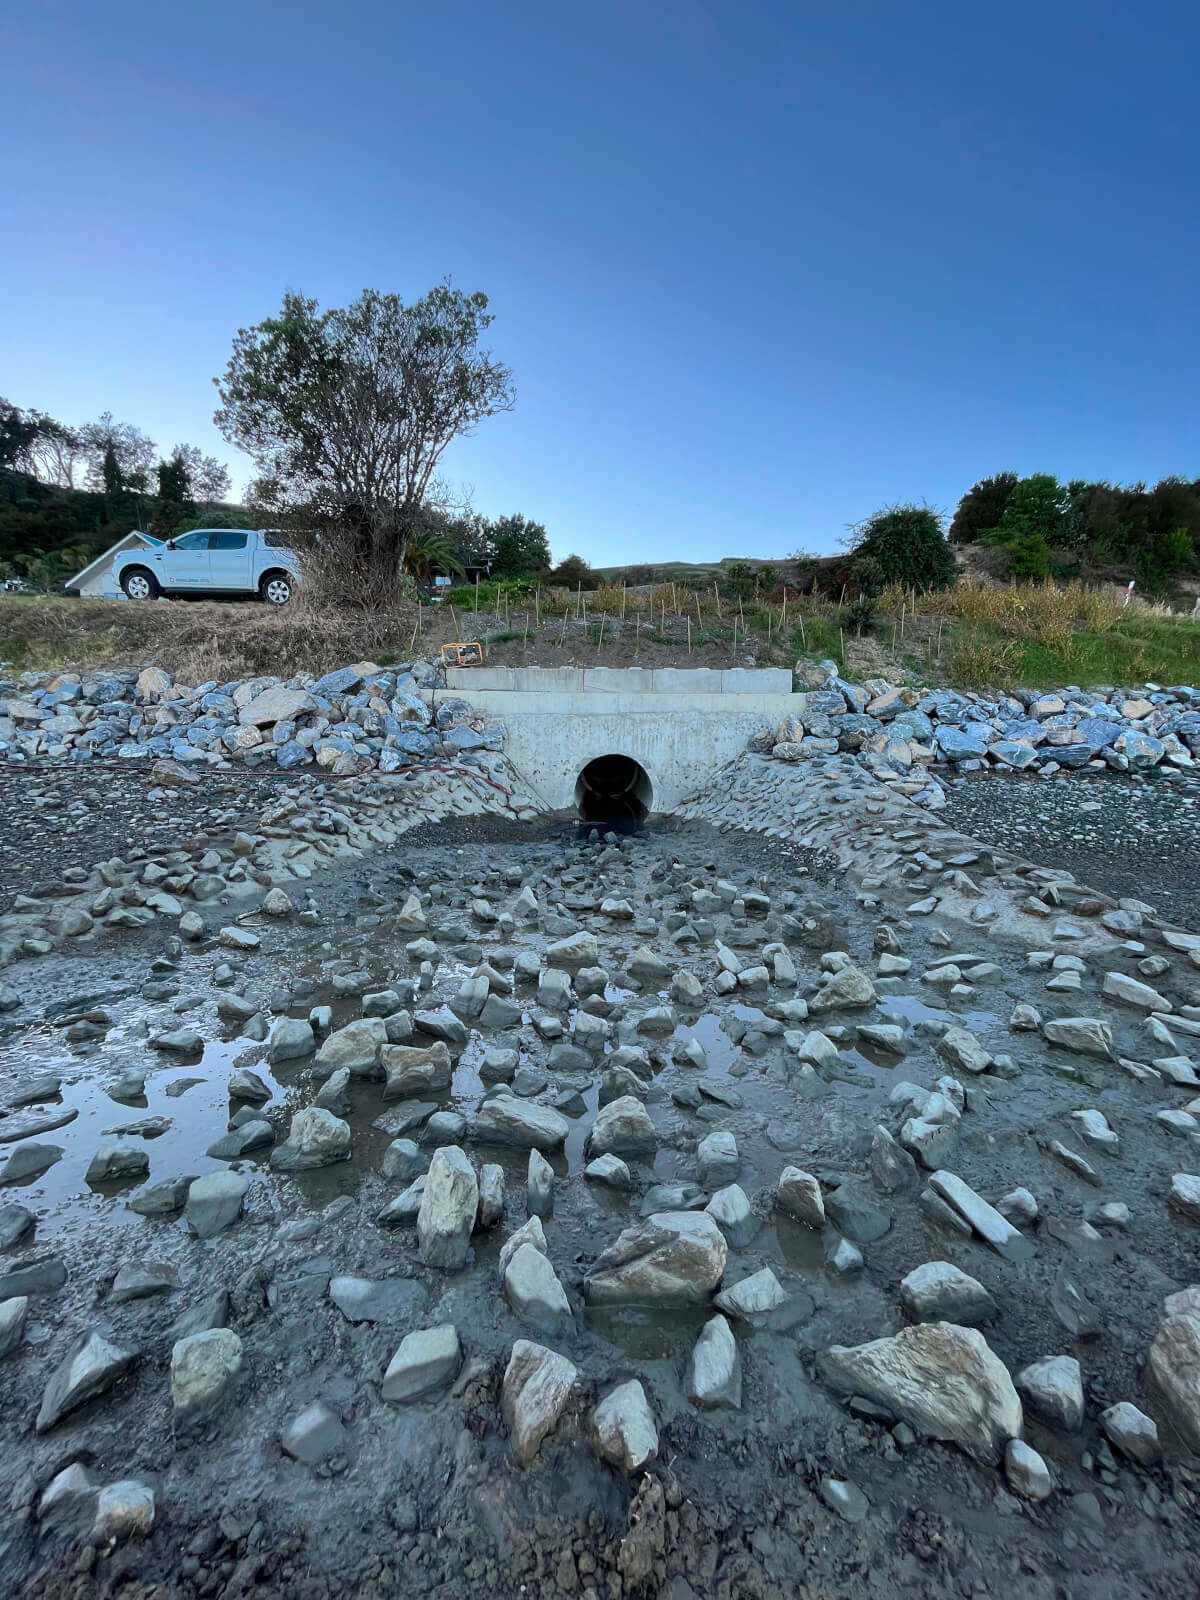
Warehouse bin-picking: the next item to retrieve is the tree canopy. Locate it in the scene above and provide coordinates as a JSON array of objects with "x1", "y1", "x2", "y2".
[
  {"x1": 489, "y1": 513, "x2": 551, "y2": 578},
  {"x1": 950, "y1": 471, "x2": 1200, "y2": 592},
  {"x1": 214, "y1": 285, "x2": 514, "y2": 569},
  {"x1": 0, "y1": 395, "x2": 239, "y2": 585}
]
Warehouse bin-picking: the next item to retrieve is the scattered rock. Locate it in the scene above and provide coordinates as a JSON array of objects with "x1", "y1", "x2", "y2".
[
  {"x1": 818, "y1": 1322, "x2": 1022, "y2": 1464},
  {"x1": 185, "y1": 1171, "x2": 249, "y2": 1238},
  {"x1": 899, "y1": 1261, "x2": 995, "y2": 1325},
  {"x1": 36, "y1": 1329, "x2": 137, "y2": 1433},
  {"x1": 1100, "y1": 1400, "x2": 1160, "y2": 1464},
  {"x1": 1016, "y1": 1355, "x2": 1084, "y2": 1432},
  {"x1": 584, "y1": 1211, "x2": 727, "y2": 1306},
  {"x1": 502, "y1": 1339, "x2": 578, "y2": 1465},
  {"x1": 382, "y1": 1324, "x2": 462, "y2": 1401},
  {"x1": 417, "y1": 1146, "x2": 478, "y2": 1269},
  {"x1": 591, "y1": 1379, "x2": 658, "y2": 1471},
  {"x1": 171, "y1": 1328, "x2": 243, "y2": 1427},
  {"x1": 687, "y1": 1314, "x2": 742, "y2": 1409}
]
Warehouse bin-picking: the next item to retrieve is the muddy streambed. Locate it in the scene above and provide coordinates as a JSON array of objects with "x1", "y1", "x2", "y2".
[{"x1": 1, "y1": 813, "x2": 1198, "y2": 1600}]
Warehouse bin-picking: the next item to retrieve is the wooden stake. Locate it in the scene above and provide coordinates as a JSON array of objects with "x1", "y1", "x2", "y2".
[
  {"x1": 713, "y1": 581, "x2": 721, "y2": 618},
  {"x1": 410, "y1": 618, "x2": 419, "y2": 651},
  {"x1": 577, "y1": 581, "x2": 583, "y2": 619},
  {"x1": 671, "y1": 582, "x2": 678, "y2": 615},
  {"x1": 535, "y1": 587, "x2": 541, "y2": 627},
  {"x1": 474, "y1": 574, "x2": 480, "y2": 612},
  {"x1": 523, "y1": 613, "x2": 529, "y2": 648},
  {"x1": 687, "y1": 615, "x2": 692, "y2": 653},
  {"x1": 798, "y1": 614, "x2": 806, "y2": 650},
  {"x1": 596, "y1": 616, "x2": 605, "y2": 651},
  {"x1": 695, "y1": 591, "x2": 702, "y2": 624},
  {"x1": 621, "y1": 581, "x2": 627, "y2": 618}
]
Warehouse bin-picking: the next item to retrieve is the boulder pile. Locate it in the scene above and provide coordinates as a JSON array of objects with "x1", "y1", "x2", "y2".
[
  {"x1": 763, "y1": 660, "x2": 1200, "y2": 810},
  {"x1": 0, "y1": 661, "x2": 503, "y2": 777}
]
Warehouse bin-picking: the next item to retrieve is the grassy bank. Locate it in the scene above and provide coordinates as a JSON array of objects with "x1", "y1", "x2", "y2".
[
  {"x1": 0, "y1": 596, "x2": 428, "y2": 682},
  {"x1": 2, "y1": 580, "x2": 1197, "y2": 691}
]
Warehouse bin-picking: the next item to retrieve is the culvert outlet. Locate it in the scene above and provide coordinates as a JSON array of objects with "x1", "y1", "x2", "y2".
[{"x1": 574, "y1": 754, "x2": 653, "y2": 822}]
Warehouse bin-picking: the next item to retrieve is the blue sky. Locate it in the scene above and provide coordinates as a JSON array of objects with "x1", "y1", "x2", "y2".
[{"x1": 5, "y1": 1, "x2": 1198, "y2": 563}]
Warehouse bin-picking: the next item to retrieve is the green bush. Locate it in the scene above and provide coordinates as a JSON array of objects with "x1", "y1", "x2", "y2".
[
  {"x1": 1009, "y1": 532, "x2": 1051, "y2": 580},
  {"x1": 848, "y1": 504, "x2": 955, "y2": 592},
  {"x1": 841, "y1": 594, "x2": 877, "y2": 635}
]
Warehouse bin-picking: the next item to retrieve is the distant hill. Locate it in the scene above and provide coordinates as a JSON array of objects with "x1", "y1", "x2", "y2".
[{"x1": 592, "y1": 555, "x2": 809, "y2": 583}]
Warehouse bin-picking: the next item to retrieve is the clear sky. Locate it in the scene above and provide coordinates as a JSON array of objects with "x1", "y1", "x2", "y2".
[{"x1": 4, "y1": 1, "x2": 1198, "y2": 563}]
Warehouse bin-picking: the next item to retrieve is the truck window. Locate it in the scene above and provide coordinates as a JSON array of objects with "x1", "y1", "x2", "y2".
[
  {"x1": 209, "y1": 532, "x2": 249, "y2": 550},
  {"x1": 172, "y1": 532, "x2": 211, "y2": 551}
]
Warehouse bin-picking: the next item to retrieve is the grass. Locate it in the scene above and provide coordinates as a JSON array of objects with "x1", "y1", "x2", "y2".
[
  {"x1": 919, "y1": 580, "x2": 1200, "y2": 689},
  {"x1": 3, "y1": 577, "x2": 1197, "y2": 692},
  {"x1": 0, "y1": 595, "x2": 432, "y2": 682},
  {"x1": 946, "y1": 616, "x2": 1200, "y2": 690}
]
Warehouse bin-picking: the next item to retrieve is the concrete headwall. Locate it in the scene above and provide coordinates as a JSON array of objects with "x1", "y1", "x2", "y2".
[
  {"x1": 442, "y1": 666, "x2": 804, "y2": 811},
  {"x1": 445, "y1": 665, "x2": 795, "y2": 695}
]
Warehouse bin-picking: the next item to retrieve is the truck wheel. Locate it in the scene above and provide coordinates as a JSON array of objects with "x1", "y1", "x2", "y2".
[
  {"x1": 121, "y1": 568, "x2": 159, "y2": 600},
  {"x1": 259, "y1": 571, "x2": 294, "y2": 606}
]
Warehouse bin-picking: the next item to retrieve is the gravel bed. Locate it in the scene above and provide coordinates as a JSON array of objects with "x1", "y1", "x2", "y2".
[{"x1": 940, "y1": 771, "x2": 1200, "y2": 931}]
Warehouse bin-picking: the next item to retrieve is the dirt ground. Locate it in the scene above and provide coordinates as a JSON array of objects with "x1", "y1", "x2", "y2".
[{"x1": 1, "y1": 794, "x2": 1199, "y2": 1600}]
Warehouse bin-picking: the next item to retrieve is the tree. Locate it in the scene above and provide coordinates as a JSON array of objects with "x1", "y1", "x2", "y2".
[
  {"x1": 27, "y1": 414, "x2": 83, "y2": 487},
  {"x1": 149, "y1": 450, "x2": 195, "y2": 537},
  {"x1": 213, "y1": 284, "x2": 515, "y2": 588},
  {"x1": 547, "y1": 553, "x2": 593, "y2": 588},
  {"x1": 448, "y1": 511, "x2": 495, "y2": 569},
  {"x1": 0, "y1": 398, "x2": 83, "y2": 485},
  {"x1": 949, "y1": 472, "x2": 1017, "y2": 544},
  {"x1": 847, "y1": 504, "x2": 956, "y2": 591},
  {"x1": 78, "y1": 412, "x2": 156, "y2": 492},
  {"x1": 170, "y1": 443, "x2": 231, "y2": 504},
  {"x1": 102, "y1": 442, "x2": 124, "y2": 497},
  {"x1": 995, "y1": 474, "x2": 1066, "y2": 547},
  {"x1": 0, "y1": 398, "x2": 43, "y2": 473},
  {"x1": 403, "y1": 528, "x2": 464, "y2": 581},
  {"x1": 489, "y1": 513, "x2": 550, "y2": 578}
]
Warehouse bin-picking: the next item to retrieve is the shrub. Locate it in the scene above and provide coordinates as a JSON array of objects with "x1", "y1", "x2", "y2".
[
  {"x1": 848, "y1": 504, "x2": 955, "y2": 592},
  {"x1": 841, "y1": 594, "x2": 877, "y2": 635},
  {"x1": 547, "y1": 553, "x2": 596, "y2": 589},
  {"x1": 1009, "y1": 532, "x2": 1051, "y2": 580}
]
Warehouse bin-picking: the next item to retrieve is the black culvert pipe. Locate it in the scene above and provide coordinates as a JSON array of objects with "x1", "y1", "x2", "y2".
[{"x1": 574, "y1": 754, "x2": 653, "y2": 822}]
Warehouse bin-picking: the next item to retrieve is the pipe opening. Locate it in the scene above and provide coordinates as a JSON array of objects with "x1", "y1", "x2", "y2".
[{"x1": 574, "y1": 754, "x2": 653, "y2": 822}]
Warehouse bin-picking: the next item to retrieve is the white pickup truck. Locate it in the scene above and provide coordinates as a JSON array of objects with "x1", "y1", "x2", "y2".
[{"x1": 113, "y1": 529, "x2": 300, "y2": 605}]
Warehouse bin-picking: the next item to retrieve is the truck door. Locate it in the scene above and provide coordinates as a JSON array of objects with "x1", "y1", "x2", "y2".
[
  {"x1": 208, "y1": 530, "x2": 253, "y2": 590},
  {"x1": 157, "y1": 531, "x2": 211, "y2": 588}
]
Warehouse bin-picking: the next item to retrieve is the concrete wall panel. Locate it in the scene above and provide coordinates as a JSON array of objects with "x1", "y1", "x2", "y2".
[{"x1": 493, "y1": 707, "x2": 785, "y2": 810}]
